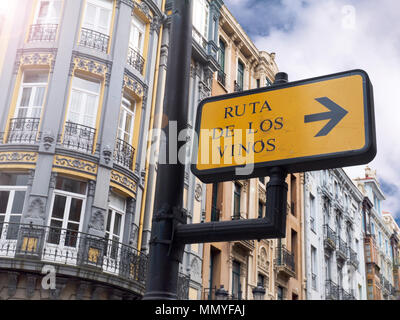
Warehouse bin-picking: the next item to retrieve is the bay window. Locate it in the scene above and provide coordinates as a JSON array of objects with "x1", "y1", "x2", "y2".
[
  {"x1": 8, "y1": 70, "x2": 48, "y2": 143},
  {"x1": 63, "y1": 76, "x2": 100, "y2": 152},
  {"x1": 0, "y1": 173, "x2": 28, "y2": 241},
  {"x1": 114, "y1": 96, "x2": 136, "y2": 168},
  {"x1": 127, "y1": 15, "x2": 146, "y2": 74},
  {"x1": 192, "y1": 0, "x2": 209, "y2": 48},
  {"x1": 29, "y1": 0, "x2": 62, "y2": 42},
  {"x1": 80, "y1": 0, "x2": 113, "y2": 53},
  {"x1": 48, "y1": 177, "x2": 87, "y2": 248}
]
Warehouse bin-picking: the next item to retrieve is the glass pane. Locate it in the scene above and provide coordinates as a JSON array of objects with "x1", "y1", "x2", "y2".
[
  {"x1": 48, "y1": 219, "x2": 63, "y2": 244},
  {"x1": 98, "y1": 8, "x2": 110, "y2": 34},
  {"x1": 106, "y1": 210, "x2": 112, "y2": 232},
  {"x1": 55, "y1": 177, "x2": 86, "y2": 194},
  {"x1": 0, "y1": 191, "x2": 10, "y2": 213},
  {"x1": 73, "y1": 76, "x2": 100, "y2": 94},
  {"x1": 51, "y1": 0, "x2": 62, "y2": 19},
  {"x1": 23, "y1": 71, "x2": 48, "y2": 83},
  {"x1": 65, "y1": 223, "x2": 79, "y2": 247},
  {"x1": 33, "y1": 87, "x2": 46, "y2": 107},
  {"x1": 37, "y1": 1, "x2": 50, "y2": 19},
  {"x1": 124, "y1": 113, "x2": 132, "y2": 134},
  {"x1": 51, "y1": 195, "x2": 66, "y2": 219},
  {"x1": 6, "y1": 215, "x2": 21, "y2": 240},
  {"x1": 83, "y1": 3, "x2": 96, "y2": 28},
  {"x1": 110, "y1": 192, "x2": 125, "y2": 211},
  {"x1": 113, "y1": 213, "x2": 122, "y2": 236},
  {"x1": 11, "y1": 191, "x2": 26, "y2": 214},
  {"x1": 16, "y1": 107, "x2": 28, "y2": 118},
  {"x1": 20, "y1": 88, "x2": 32, "y2": 107},
  {"x1": 0, "y1": 173, "x2": 28, "y2": 186},
  {"x1": 68, "y1": 198, "x2": 82, "y2": 223}
]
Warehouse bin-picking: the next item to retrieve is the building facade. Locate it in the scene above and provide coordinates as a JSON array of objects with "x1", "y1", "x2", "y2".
[
  {"x1": 355, "y1": 167, "x2": 396, "y2": 300},
  {"x1": 0, "y1": 0, "x2": 165, "y2": 300},
  {"x1": 303, "y1": 168, "x2": 367, "y2": 300}
]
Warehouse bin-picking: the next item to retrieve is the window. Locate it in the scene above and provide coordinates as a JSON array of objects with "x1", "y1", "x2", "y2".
[
  {"x1": 105, "y1": 192, "x2": 125, "y2": 259},
  {"x1": 311, "y1": 246, "x2": 317, "y2": 290},
  {"x1": 82, "y1": 0, "x2": 113, "y2": 35},
  {"x1": 232, "y1": 261, "x2": 241, "y2": 299},
  {"x1": 237, "y1": 60, "x2": 244, "y2": 91},
  {"x1": 218, "y1": 39, "x2": 225, "y2": 72},
  {"x1": 117, "y1": 96, "x2": 135, "y2": 144},
  {"x1": 266, "y1": 78, "x2": 273, "y2": 86},
  {"x1": 15, "y1": 71, "x2": 48, "y2": 119},
  {"x1": 211, "y1": 183, "x2": 219, "y2": 222},
  {"x1": 192, "y1": 0, "x2": 209, "y2": 40},
  {"x1": 257, "y1": 273, "x2": 265, "y2": 287},
  {"x1": 0, "y1": 174, "x2": 28, "y2": 240},
  {"x1": 256, "y1": 79, "x2": 260, "y2": 88},
  {"x1": 277, "y1": 286, "x2": 284, "y2": 300},
  {"x1": 233, "y1": 183, "x2": 241, "y2": 219},
  {"x1": 310, "y1": 193, "x2": 316, "y2": 232},
  {"x1": 48, "y1": 177, "x2": 87, "y2": 248},
  {"x1": 130, "y1": 15, "x2": 146, "y2": 54},
  {"x1": 290, "y1": 174, "x2": 297, "y2": 216},
  {"x1": 34, "y1": 0, "x2": 62, "y2": 24},
  {"x1": 258, "y1": 201, "x2": 264, "y2": 218},
  {"x1": 67, "y1": 76, "x2": 101, "y2": 129}
]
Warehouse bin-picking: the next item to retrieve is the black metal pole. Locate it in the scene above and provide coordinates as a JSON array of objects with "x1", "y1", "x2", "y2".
[{"x1": 142, "y1": 0, "x2": 193, "y2": 300}]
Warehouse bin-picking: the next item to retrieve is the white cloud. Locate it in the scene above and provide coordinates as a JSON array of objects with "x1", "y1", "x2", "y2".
[{"x1": 225, "y1": 0, "x2": 400, "y2": 218}]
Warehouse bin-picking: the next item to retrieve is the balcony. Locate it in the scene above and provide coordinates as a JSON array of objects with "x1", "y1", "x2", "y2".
[
  {"x1": 27, "y1": 24, "x2": 58, "y2": 42},
  {"x1": 202, "y1": 287, "x2": 242, "y2": 300},
  {"x1": 6, "y1": 117, "x2": 40, "y2": 144},
  {"x1": 340, "y1": 288, "x2": 356, "y2": 300},
  {"x1": 127, "y1": 47, "x2": 145, "y2": 75},
  {"x1": 348, "y1": 247, "x2": 359, "y2": 267},
  {"x1": 62, "y1": 121, "x2": 96, "y2": 153},
  {"x1": 336, "y1": 237, "x2": 348, "y2": 262},
  {"x1": 234, "y1": 80, "x2": 243, "y2": 92},
  {"x1": 275, "y1": 246, "x2": 295, "y2": 279},
  {"x1": 323, "y1": 225, "x2": 336, "y2": 252},
  {"x1": 0, "y1": 222, "x2": 148, "y2": 294},
  {"x1": 79, "y1": 27, "x2": 109, "y2": 53},
  {"x1": 114, "y1": 138, "x2": 135, "y2": 169},
  {"x1": 325, "y1": 280, "x2": 339, "y2": 300},
  {"x1": 192, "y1": 27, "x2": 207, "y2": 50},
  {"x1": 217, "y1": 69, "x2": 226, "y2": 87}
]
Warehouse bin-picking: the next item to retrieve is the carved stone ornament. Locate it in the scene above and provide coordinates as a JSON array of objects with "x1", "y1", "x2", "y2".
[
  {"x1": 102, "y1": 145, "x2": 112, "y2": 164},
  {"x1": 26, "y1": 198, "x2": 46, "y2": 220},
  {"x1": 42, "y1": 131, "x2": 55, "y2": 150},
  {"x1": 194, "y1": 184, "x2": 202, "y2": 202},
  {"x1": 89, "y1": 210, "x2": 105, "y2": 231}
]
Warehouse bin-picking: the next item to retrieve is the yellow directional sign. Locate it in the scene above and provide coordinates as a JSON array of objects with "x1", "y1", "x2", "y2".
[{"x1": 191, "y1": 70, "x2": 376, "y2": 183}]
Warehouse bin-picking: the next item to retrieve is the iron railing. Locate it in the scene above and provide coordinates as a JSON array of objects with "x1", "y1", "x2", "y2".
[
  {"x1": 177, "y1": 273, "x2": 190, "y2": 300},
  {"x1": 340, "y1": 288, "x2": 355, "y2": 300},
  {"x1": 323, "y1": 225, "x2": 337, "y2": 249},
  {"x1": 0, "y1": 222, "x2": 148, "y2": 285},
  {"x1": 217, "y1": 69, "x2": 226, "y2": 87},
  {"x1": 62, "y1": 121, "x2": 96, "y2": 153},
  {"x1": 192, "y1": 27, "x2": 207, "y2": 49},
  {"x1": 6, "y1": 117, "x2": 40, "y2": 144},
  {"x1": 28, "y1": 24, "x2": 58, "y2": 42},
  {"x1": 348, "y1": 247, "x2": 359, "y2": 266},
  {"x1": 337, "y1": 237, "x2": 348, "y2": 260},
  {"x1": 127, "y1": 47, "x2": 145, "y2": 75},
  {"x1": 234, "y1": 80, "x2": 243, "y2": 92},
  {"x1": 325, "y1": 280, "x2": 340, "y2": 300},
  {"x1": 275, "y1": 246, "x2": 295, "y2": 273},
  {"x1": 114, "y1": 138, "x2": 135, "y2": 169},
  {"x1": 79, "y1": 27, "x2": 110, "y2": 53}
]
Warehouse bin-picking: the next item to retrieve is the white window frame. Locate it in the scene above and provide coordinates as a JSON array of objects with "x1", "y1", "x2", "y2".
[
  {"x1": 192, "y1": 0, "x2": 209, "y2": 42},
  {"x1": 82, "y1": 0, "x2": 113, "y2": 35},
  {"x1": 66, "y1": 76, "x2": 101, "y2": 128},
  {"x1": 34, "y1": 0, "x2": 63, "y2": 25},
  {"x1": 117, "y1": 96, "x2": 136, "y2": 144},
  {"x1": 15, "y1": 71, "x2": 48, "y2": 119}
]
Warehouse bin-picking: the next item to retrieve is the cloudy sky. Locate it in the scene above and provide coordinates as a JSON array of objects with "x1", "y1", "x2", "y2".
[{"x1": 224, "y1": 0, "x2": 400, "y2": 222}]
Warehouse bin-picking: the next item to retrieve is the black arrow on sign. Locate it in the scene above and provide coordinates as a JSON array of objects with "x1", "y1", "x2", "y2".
[{"x1": 304, "y1": 97, "x2": 348, "y2": 137}]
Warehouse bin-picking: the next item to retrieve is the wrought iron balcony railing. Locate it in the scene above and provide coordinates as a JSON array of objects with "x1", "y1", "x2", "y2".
[
  {"x1": 114, "y1": 138, "x2": 135, "y2": 169},
  {"x1": 275, "y1": 246, "x2": 295, "y2": 273},
  {"x1": 127, "y1": 47, "x2": 145, "y2": 75},
  {"x1": 0, "y1": 222, "x2": 148, "y2": 286},
  {"x1": 28, "y1": 24, "x2": 58, "y2": 42},
  {"x1": 340, "y1": 288, "x2": 355, "y2": 300},
  {"x1": 217, "y1": 69, "x2": 226, "y2": 87},
  {"x1": 79, "y1": 27, "x2": 110, "y2": 53},
  {"x1": 234, "y1": 80, "x2": 243, "y2": 92},
  {"x1": 62, "y1": 121, "x2": 96, "y2": 153},
  {"x1": 323, "y1": 225, "x2": 337, "y2": 250},
  {"x1": 348, "y1": 247, "x2": 359, "y2": 267},
  {"x1": 325, "y1": 280, "x2": 340, "y2": 300},
  {"x1": 6, "y1": 117, "x2": 40, "y2": 144},
  {"x1": 337, "y1": 237, "x2": 348, "y2": 261}
]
